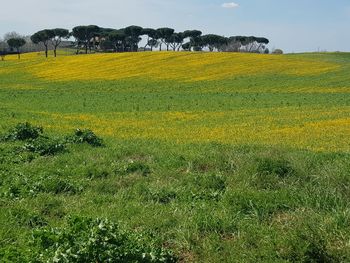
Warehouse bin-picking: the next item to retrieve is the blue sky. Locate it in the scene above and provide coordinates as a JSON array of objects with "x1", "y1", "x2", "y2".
[{"x1": 0, "y1": 0, "x2": 349, "y2": 53}]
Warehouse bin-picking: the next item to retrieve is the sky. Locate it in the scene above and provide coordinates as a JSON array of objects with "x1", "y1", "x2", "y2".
[{"x1": 0, "y1": 0, "x2": 349, "y2": 53}]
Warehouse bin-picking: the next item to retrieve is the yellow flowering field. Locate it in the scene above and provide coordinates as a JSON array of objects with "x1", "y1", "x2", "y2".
[
  {"x1": 0, "y1": 51, "x2": 349, "y2": 152},
  {"x1": 2, "y1": 51, "x2": 339, "y2": 81}
]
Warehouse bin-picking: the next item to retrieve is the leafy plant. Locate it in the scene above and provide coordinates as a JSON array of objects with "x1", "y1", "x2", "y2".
[
  {"x1": 23, "y1": 137, "x2": 66, "y2": 156},
  {"x1": 4, "y1": 122, "x2": 43, "y2": 141},
  {"x1": 67, "y1": 129, "x2": 104, "y2": 147},
  {"x1": 32, "y1": 216, "x2": 176, "y2": 262}
]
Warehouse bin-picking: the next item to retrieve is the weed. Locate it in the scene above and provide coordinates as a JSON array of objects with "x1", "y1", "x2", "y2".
[
  {"x1": 32, "y1": 216, "x2": 176, "y2": 262},
  {"x1": 3, "y1": 122, "x2": 43, "y2": 141},
  {"x1": 23, "y1": 137, "x2": 66, "y2": 156},
  {"x1": 67, "y1": 128, "x2": 104, "y2": 147}
]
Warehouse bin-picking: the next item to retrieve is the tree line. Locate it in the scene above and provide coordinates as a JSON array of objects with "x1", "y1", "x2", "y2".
[{"x1": 0, "y1": 25, "x2": 274, "y2": 59}]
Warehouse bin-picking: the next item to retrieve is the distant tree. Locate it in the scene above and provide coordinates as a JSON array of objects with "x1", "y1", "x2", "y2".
[
  {"x1": 183, "y1": 30, "x2": 202, "y2": 51},
  {"x1": 108, "y1": 30, "x2": 127, "y2": 52},
  {"x1": 50, "y1": 28, "x2": 69, "y2": 57},
  {"x1": 156, "y1": 28, "x2": 175, "y2": 51},
  {"x1": 239, "y1": 36, "x2": 269, "y2": 53},
  {"x1": 182, "y1": 42, "x2": 191, "y2": 51},
  {"x1": 7, "y1": 38, "x2": 26, "y2": 59},
  {"x1": 124, "y1": 25, "x2": 143, "y2": 51},
  {"x1": 219, "y1": 36, "x2": 242, "y2": 52},
  {"x1": 3, "y1": 32, "x2": 22, "y2": 41},
  {"x1": 215, "y1": 36, "x2": 228, "y2": 51},
  {"x1": 0, "y1": 51, "x2": 7, "y2": 61},
  {"x1": 95, "y1": 28, "x2": 116, "y2": 50},
  {"x1": 0, "y1": 39, "x2": 7, "y2": 59},
  {"x1": 72, "y1": 25, "x2": 100, "y2": 54},
  {"x1": 168, "y1": 32, "x2": 185, "y2": 51},
  {"x1": 239, "y1": 36, "x2": 255, "y2": 52},
  {"x1": 142, "y1": 28, "x2": 158, "y2": 51},
  {"x1": 147, "y1": 39, "x2": 159, "y2": 51},
  {"x1": 256, "y1": 37, "x2": 269, "y2": 53},
  {"x1": 220, "y1": 36, "x2": 269, "y2": 53},
  {"x1": 272, "y1": 49, "x2": 283, "y2": 54},
  {"x1": 100, "y1": 39, "x2": 115, "y2": 52},
  {"x1": 201, "y1": 34, "x2": 227, "y2": 51},
  {"x1": 31, "y1": 30, "x2": 55, "y2": 58}
]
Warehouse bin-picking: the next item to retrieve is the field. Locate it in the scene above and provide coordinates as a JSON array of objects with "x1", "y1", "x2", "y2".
[{"x1": 1, "y1": 51, "x2": 350, "y2": 262}]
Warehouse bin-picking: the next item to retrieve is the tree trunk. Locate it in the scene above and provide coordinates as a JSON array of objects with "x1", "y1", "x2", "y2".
[
  {"x1": 85, "y1": 43, "x2": 88, "y2": 54},
  {"x1": 144, "y1": 36, "x2": 149, "y2": 51},
  {"x1": 45, "y1": 46, "x2": 48, "y2": 58},
  {"x1": 54, "y1": 48, "x2": 57, "y2": 57}
]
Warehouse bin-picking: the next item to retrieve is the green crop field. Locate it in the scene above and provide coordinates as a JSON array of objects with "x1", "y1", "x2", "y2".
[{"x1": 1, "y1": 51, "x2": 350, "y2": 262}]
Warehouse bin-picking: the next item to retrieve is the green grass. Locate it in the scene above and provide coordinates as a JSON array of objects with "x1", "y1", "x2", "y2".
[{"x1": 0, "y1": 52, "x2": 350, "y2": 262}]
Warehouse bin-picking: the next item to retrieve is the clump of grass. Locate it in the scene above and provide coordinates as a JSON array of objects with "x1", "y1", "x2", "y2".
[
  {"x1": 144, "y1": 188, "x2": 177, "y2": 204},
  {"x1": 126, "y1": 161, "x2": 151, "y2": 176},
  {"x1": 256, "y1": 157, "x2": 294, "y2": 178},
  {"x1": 115, "y1": 160, "x2": 151, "y2": 176},
  {"x1": 32, "y1": 216, "x2": 177, "y2": 263},
  {"x1": 2, "y1": 174, "x2": 83, "y2": 199},
  {"x1": 41, "y1": 178, "x2": 83, "y2": 195},
  {"x1": 67, "y1": 128, "x2": 104, "y2": 147},
  {"x1": 86, "y1": 166, "x2": 110, "y2": 179},
  {"x1": 10, "y1": 208, "x2": 48, "y2": 228},
  {"x1": 188, "y1": 173, "x2": 227, "y2": 201}
]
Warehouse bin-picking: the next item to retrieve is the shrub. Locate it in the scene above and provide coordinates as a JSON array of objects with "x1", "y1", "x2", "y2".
[
  {"x1": 4, "y1": 122, "x2": 43, "y2": 141},
  {"x1": 32, "y1": 216, "x2": 176, "y2": 262},
  {"x1": 23, "y1": 137, "x2": 66, "y2": 156},
  {"x1": 272, "y1": 49, "x2": 283, "y2": 54},
  {"x1": 67, "y1": 129, "x2": 104, "y2": 147}
]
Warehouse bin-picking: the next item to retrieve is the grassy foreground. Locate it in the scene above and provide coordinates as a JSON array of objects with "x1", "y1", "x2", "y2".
[{"x1": 0, "y1": 51, "x2": 350, "y2": 262}]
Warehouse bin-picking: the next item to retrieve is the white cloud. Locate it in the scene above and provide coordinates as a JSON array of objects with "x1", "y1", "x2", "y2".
[{"x1": 222, "y1": 2, "x2": 239, "y2": 9}]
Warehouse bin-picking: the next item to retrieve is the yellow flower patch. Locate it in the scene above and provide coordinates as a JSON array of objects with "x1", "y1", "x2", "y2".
[{"x1": 26, "y1": 52, "x2": 339, "y2": 82}]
